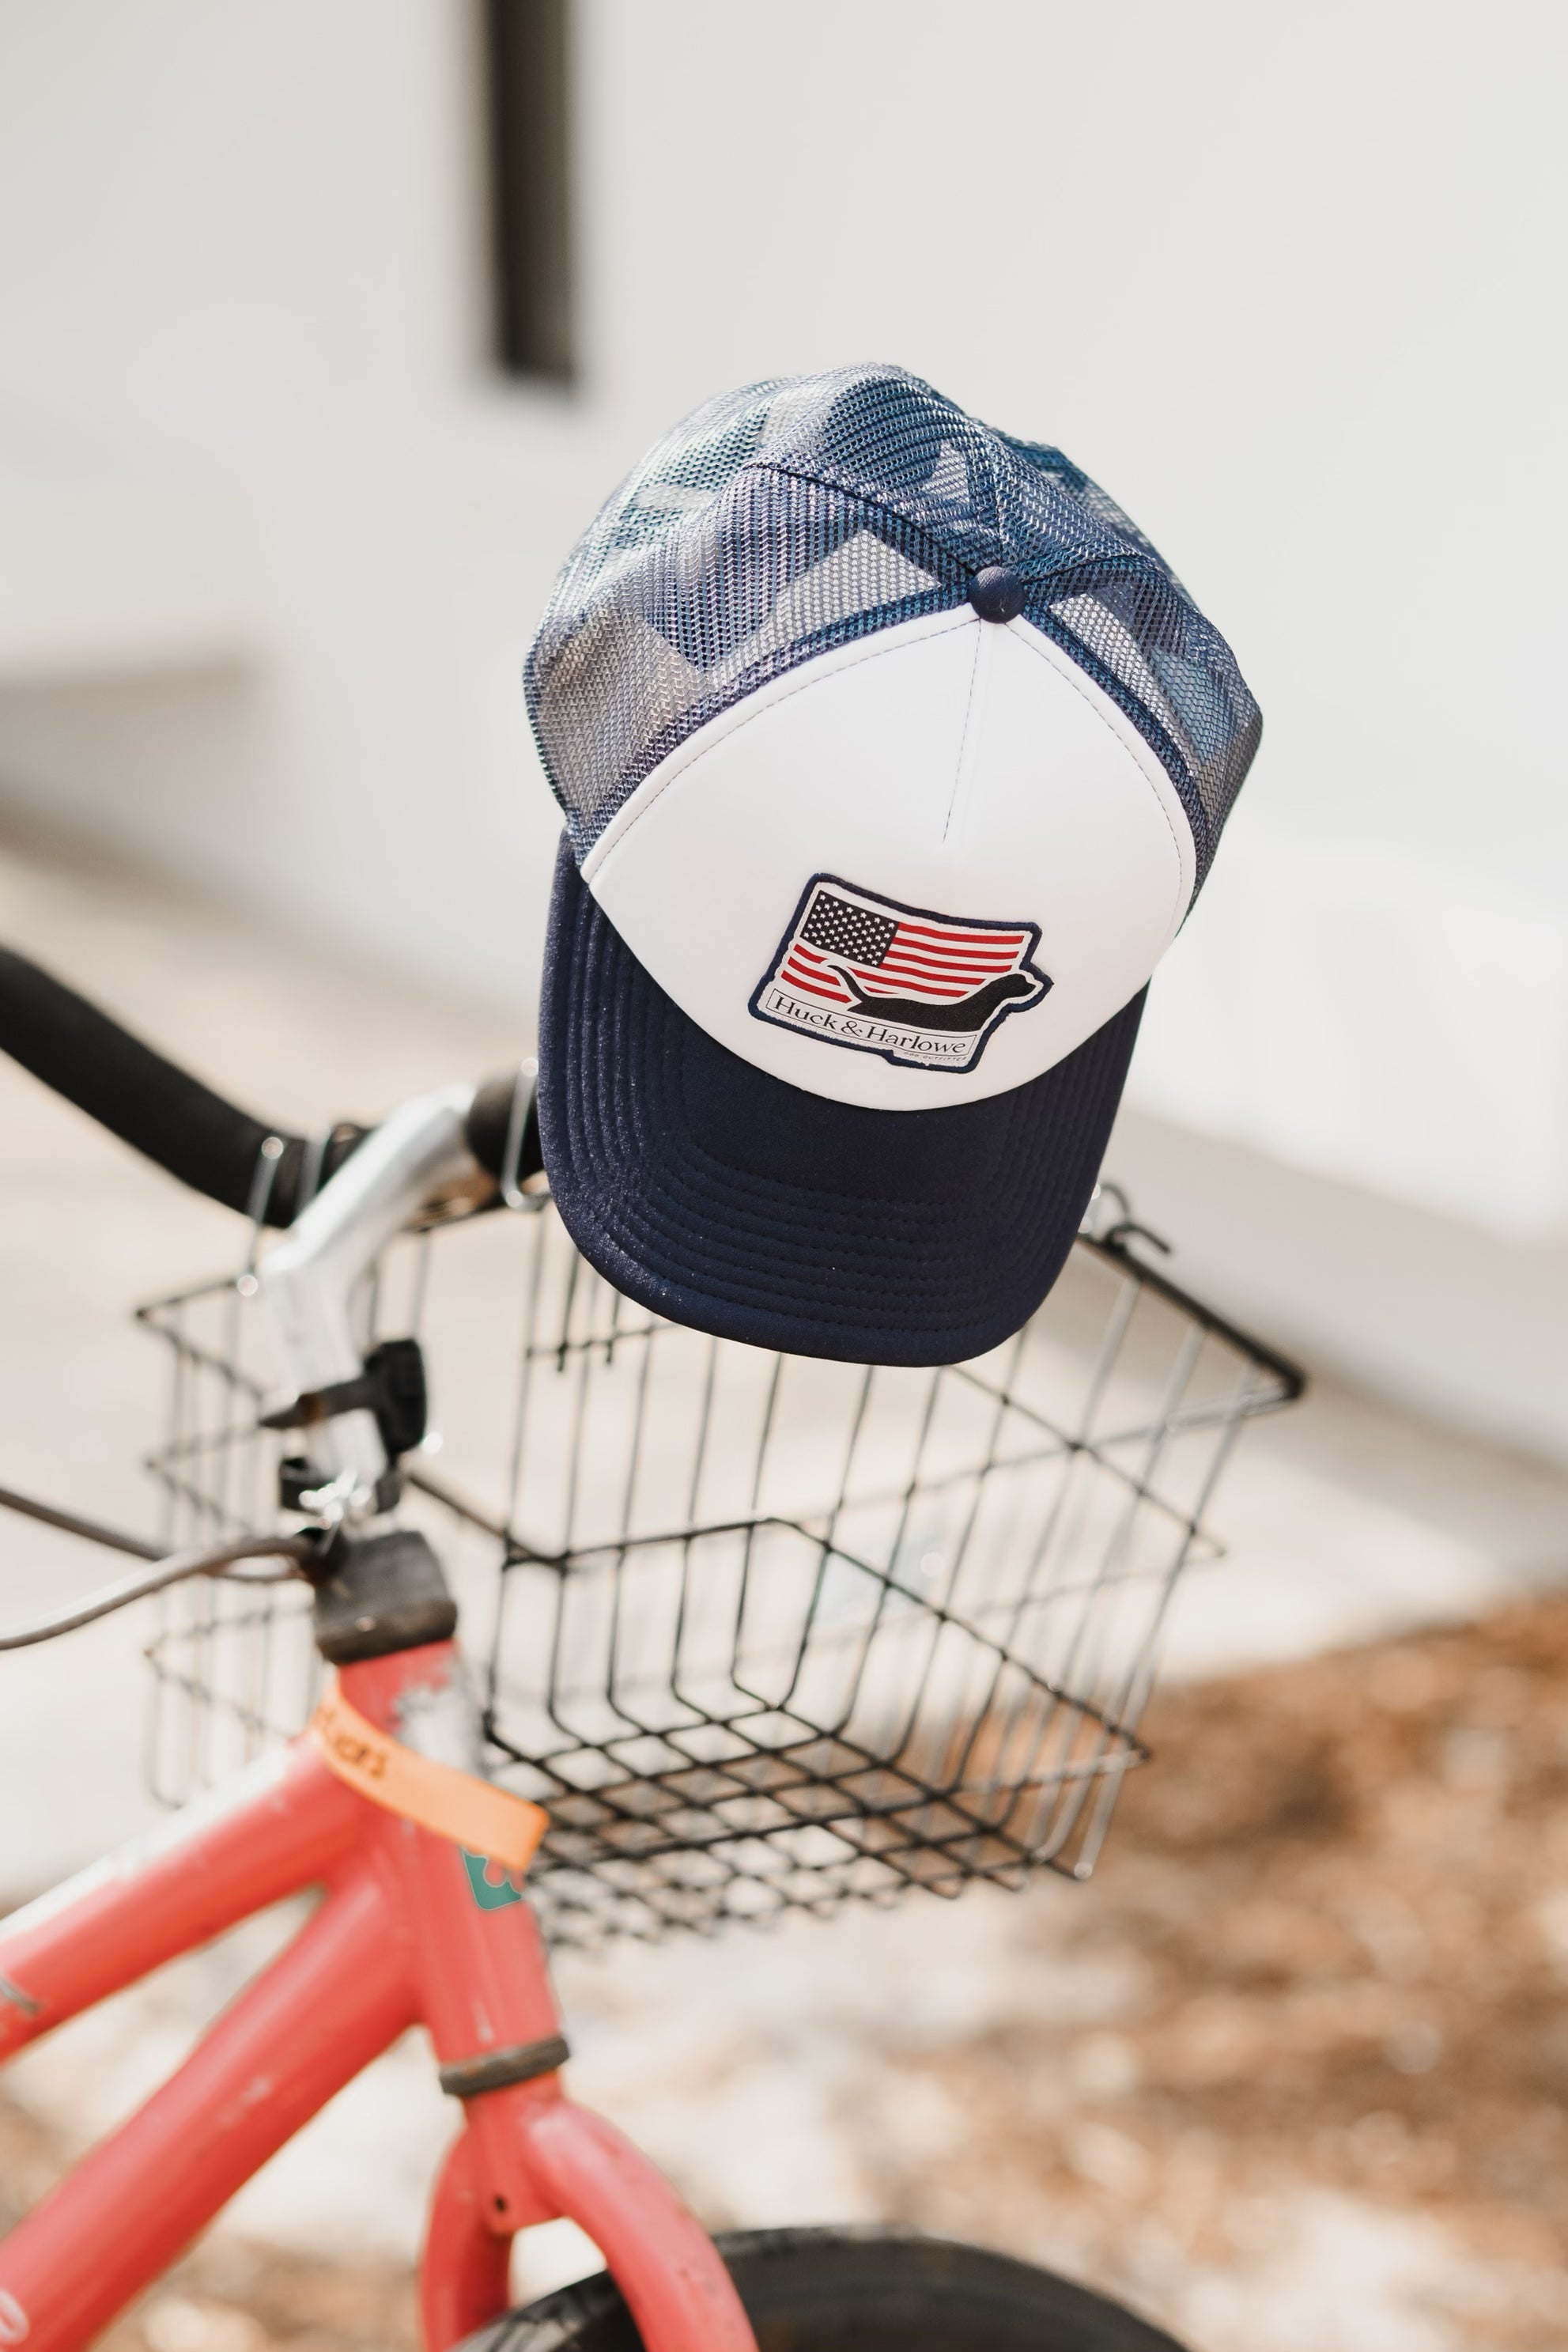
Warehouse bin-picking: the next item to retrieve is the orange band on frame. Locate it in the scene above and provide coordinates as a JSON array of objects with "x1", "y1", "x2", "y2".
[{"x1": 309, "y1": 1685, "x2": 547, "y2": 1875}]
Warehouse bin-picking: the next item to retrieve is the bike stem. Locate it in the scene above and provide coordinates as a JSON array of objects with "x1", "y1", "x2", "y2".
[{"x1": 346, "y1": 1647, "x2": 757, "y2": 2352}]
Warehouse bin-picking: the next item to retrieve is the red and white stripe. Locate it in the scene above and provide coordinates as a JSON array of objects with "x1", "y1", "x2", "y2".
[{"x1": 778, "y1": 917, "x2": 1031, "y2": 1009}]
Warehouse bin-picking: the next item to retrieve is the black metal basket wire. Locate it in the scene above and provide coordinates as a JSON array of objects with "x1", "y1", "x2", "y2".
[{"x1": 138, "y1": 1185, "x2": 1301, "y2": 1949}]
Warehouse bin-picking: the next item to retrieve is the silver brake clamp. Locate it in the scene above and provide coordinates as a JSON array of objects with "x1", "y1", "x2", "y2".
[{"x1": 259, "y1": 1084, "x2": 477, "y2": 1499}]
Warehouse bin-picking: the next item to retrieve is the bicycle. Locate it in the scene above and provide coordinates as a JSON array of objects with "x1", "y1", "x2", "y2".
[{"x1": 0, "y1": 946, "x2": 1301, "y2": 2351}]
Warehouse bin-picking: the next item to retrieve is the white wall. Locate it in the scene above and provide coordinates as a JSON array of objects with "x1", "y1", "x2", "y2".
[{"x1": 0, "y1": 1, "x2": 1563, "y2": 1427}]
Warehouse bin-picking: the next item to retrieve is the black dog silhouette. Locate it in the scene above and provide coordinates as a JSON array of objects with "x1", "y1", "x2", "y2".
[{"x1": 838, "y1": 966, "x2": 1046, "y2": 1034}]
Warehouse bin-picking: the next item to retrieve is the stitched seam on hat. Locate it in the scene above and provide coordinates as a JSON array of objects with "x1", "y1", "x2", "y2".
[
  {"x1": 647, "y1": 1008, "x2": 1020, "y2": 1303},
  {"x1": 613, "y1": 1145, "x2": 1075, "y2": 1321},
  {"x1": 619, "y1": 1010, "x2": 1098, "y2": 1308},
  {"x1": 587, "y1": 1069, "x2": 1080, "y2": 1325},
  {"x1": 943, "y1": 624, "x2": 987, "y2": 845}
]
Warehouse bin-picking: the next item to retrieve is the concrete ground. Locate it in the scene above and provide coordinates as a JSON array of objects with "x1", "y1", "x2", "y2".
[{"x1": 3, "y1": 829, "x2": 1568, "y2": 2349}]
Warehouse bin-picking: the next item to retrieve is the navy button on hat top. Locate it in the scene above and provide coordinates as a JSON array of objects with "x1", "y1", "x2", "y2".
[{"x1": 968, "y1": 565, "x2": 1026, "y2": 623}]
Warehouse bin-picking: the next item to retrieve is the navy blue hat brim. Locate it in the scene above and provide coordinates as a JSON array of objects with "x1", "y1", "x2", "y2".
[{"x1": 537, "y1": 839, "x2": 1145, "y2": 1367}]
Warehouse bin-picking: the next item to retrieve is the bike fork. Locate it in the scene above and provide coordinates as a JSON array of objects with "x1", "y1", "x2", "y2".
[{"x1": 349, "y1": 1647, "x2": 757, "y2": 2352}]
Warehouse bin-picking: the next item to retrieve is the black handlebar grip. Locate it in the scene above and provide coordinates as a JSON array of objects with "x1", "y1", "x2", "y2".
[{"x1": 0, "y1": 947, "x2": 364, "y2": 1227}]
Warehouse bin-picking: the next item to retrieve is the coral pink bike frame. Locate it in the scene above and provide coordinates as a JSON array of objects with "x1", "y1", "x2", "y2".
[{"x1": 0, "y1": 1639, "x2": 758, "y2": 2352}]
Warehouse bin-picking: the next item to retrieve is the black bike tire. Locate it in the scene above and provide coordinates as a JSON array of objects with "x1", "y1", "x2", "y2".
[{"x1": 458, "y1": 2224, "x2": 1188, "y2": 2352}]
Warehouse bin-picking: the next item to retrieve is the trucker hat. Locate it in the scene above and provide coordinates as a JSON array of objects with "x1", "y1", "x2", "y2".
[{"x1": 526, "y1": 365, "x2": 1260, "y2": 1367}]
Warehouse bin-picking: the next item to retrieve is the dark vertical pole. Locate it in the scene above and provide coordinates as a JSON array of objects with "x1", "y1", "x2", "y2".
[{"x1": 486, "y1": 0, "x2": 575, "y2": 381}]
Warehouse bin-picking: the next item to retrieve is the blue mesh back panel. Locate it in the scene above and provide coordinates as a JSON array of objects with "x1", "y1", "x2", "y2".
[{"x1": 527, "y1": 365, "x2": 1260, "y2": 897}]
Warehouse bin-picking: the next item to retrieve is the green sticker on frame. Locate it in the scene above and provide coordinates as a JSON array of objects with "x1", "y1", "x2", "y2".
[{"x1": 462, "y1": 1849, "x2": 524, "y2": 1911}]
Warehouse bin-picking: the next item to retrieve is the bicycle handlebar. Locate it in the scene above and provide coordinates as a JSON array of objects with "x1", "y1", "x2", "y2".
[{"x1": 0, "y1": 947, "x2": 541, "y2": 1223}]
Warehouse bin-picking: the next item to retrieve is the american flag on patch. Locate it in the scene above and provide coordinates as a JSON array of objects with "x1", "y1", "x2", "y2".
[{"x1": 777, "y1": 883, "x2": 1037, "y2": 1012}]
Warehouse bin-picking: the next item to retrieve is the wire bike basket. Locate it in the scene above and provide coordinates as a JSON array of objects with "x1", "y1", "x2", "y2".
[{"x1": 138, "y1": 1187, "x2": 1300, "y2": 1949}]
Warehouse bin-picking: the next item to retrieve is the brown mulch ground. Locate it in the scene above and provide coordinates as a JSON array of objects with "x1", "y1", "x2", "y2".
[
  {"x1": 8, "y1": 1595, "x2": 1568, "y2": 2348},
  {"x1": 1117, "y1": 1588, "x2": 1568, "y2": 2255},
  {"x1": 883, "y1": 1594, "x2": 1568, "y2": 2346}
]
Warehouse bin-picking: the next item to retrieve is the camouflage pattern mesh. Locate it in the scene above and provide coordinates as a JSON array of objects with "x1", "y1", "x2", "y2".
[{"x1": 527, "y1": 365, "x2": 1260, "y2": 898}]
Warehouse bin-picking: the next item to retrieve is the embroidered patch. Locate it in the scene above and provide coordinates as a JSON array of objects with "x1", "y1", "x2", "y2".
[{"x1": 750, "y1": 874, "x2": 1051, "y2": 1073}]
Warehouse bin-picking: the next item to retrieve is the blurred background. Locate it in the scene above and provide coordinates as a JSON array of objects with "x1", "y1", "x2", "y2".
[{"x1": 2, "y1": 6, "x2": 1566, "y2": 2350}]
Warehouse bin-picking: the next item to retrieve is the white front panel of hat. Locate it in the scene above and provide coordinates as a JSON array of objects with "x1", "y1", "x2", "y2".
[{"x1": 584, "y1": 607, "x2": 1196, "y2": 1111}]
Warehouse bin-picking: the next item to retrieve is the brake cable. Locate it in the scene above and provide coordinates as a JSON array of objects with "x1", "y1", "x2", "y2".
[{"x1": 0, "y1": 1479, "x2": 322, "y2": 1651}]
